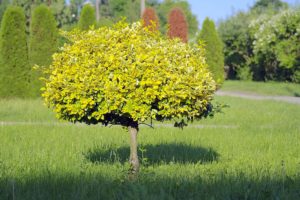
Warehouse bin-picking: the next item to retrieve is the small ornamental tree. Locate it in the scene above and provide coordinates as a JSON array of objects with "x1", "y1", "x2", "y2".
[
  {"x1": 198, "y1": 18, "x2": 225, "y2": 86},
  {"x1": 167, "y1": 8, "x2": 188, "y2": 43},
  {"x1": 29, "y1": 5, "x2": 59, "y2": 97},
  {"x1": 41, "y1": 22, "x2": 216, "y2": 173},
  {"x1": 78, "y1": 4, "x2": 96, "y2": 30},
  {"x1": 142, "y1": 7, "x2": 159, "y2": 32},
  {"x1": 0, "y1": 6, "x2": 29, "y2": 98}
]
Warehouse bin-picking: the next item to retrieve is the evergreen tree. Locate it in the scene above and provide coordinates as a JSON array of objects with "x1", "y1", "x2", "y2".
[
  {"x1": 0, "y1": 6, "x2": 29, "y2": 98},
  {"x1": 29, "y1": 4, "x2": 58, "y2": 97},
  {"x1": 78, "y1": 4, "x2": 96, "y2": 30},
  {"x1": 198, "y1": 18, "x2": 224, "y2": 86},
  {"x1": 167, "y1": 8, "x2": 188, "y2": 43},
  {"x1": 142, "y1": 7, "x2": 159, "y2": 31}
]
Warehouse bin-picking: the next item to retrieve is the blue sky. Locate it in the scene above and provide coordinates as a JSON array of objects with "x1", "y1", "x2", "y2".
[{"x1": 187, "y1": 0, "x2": 300, "y2": 25}]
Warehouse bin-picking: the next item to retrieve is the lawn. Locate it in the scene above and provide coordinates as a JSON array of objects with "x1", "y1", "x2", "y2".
[
  {"x1": 221, "y1": 80, "x2": 300, "y2": 97},
  {"x1": 0, "y1": 96, "x2": 300, "y2": 199}
]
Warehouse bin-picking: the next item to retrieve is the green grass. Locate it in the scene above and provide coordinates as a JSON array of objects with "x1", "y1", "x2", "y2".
[
  {"x1": 221, "y1": 80, "x2": 300, "y2": 97},
  {"x1": 0, "y1": 97, "x2": 300, "y2": 199}
]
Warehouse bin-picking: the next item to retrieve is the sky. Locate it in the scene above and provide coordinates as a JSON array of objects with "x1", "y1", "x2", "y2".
[{"x1": 187, "y1": 0, "x2": 300, "y2": 26}]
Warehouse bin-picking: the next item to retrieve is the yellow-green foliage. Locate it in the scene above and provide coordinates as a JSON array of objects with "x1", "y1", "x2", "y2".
[{"x1": 42, "y1": 21, "x2": 216, "y2": 125}]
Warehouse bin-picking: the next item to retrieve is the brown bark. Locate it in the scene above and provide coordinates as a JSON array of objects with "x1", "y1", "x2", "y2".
[{"x1": 128, "y1": 123, "x2": 139, "y2": 174}]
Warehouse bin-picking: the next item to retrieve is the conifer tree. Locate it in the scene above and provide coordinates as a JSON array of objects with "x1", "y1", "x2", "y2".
[
  {"x1": 198, "y1": 18, "x2": 225, "y2": 86},
  {"x1": 167, "y1": 8, "x2": 188, "y2": 43},
  {"x1": 29, "y1": 4, "x2": 59, "y2": 97},
  {"x1": 0, "y1": 6, "x2": 29, "y2": 98},
  {"x1": 142, "y1": 7, "x2": 159, "y2": 32},
  {"x1": 78, "y1": 4, "x2": 96, "y2": 30}
]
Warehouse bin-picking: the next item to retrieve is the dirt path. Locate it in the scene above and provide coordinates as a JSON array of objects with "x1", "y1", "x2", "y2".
[{"x1": 216, "y1": 91, "x2": 300, "y2": 105}]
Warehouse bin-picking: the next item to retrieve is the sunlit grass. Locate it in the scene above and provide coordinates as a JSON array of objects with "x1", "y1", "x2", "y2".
[
  {"x1": 221, "y1": 80, "x2": 300, "y2": 97},
  {"x1": 0, "y1": 96, "x2": 299, "y2": 199}
]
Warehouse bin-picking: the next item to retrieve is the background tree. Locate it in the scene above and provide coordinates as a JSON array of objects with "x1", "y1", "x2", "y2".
[
  {"x1": 78, "y1": 3, "x2": 96, "y2": 30},
  {"x1": 0, "y1": 0, "x2": 10, "y2": 22},
  {"x1": 156, "y1": 0, "x2": 197, "y2": 39},
  {"x1": 0, "y1": 6, "x2": 29, "y2": 98},
  {"x1": 167, "y1": 7, "x2": 188, "y2": 43},
  {"x1": 29, "y1": 4, "x2": 58, "y2": 97},
  {"x1": 251, "y1": 0, "x2": 288, "y2": 12},
  {"x1": 218, "y1": 12, "x2": 255, "y2": 80},
  {"x1": 108, "y1": 0, "x2": 140, "y2": 23},
  {"x1": 250, "y1": 8, "x2": 300, "y2": 82},
  {"x1": 142, "y1": 7, "x2": 159, "y2": 31},
  {"x1": 41, "y1": 22, "x2": 216, "y2": 173},
  {"x1": 218, "y1": 0, "x2": 295, "y2": 82},
  {"x1": 198, "y1": 18, "x2": 224, "y2": 86}
]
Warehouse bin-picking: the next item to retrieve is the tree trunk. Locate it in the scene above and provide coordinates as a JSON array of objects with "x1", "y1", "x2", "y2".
[
  {"x1": 140, "y1": 0, "x2": 145, "y2": 18},
  {"x1": 128, "y1": 122, "x2": 139, "y2": 174},
  {"x1": 96, "y1": 0, "x2": 100, "y2": 21}
]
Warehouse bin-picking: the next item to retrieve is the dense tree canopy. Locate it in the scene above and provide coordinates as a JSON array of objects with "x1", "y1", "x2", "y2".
[
  {"x1": 142, "y1": 7, "x2": 159, "y2": 31},
  {"x1": 29, "y1": 5, "x2": 58, "y2": 97},
  {"x1": 78, "y1": 4, "x2": 96, "y2": 30},
  {"x1": 251, "y1": 0, "x2": 288, "y2": 12},
  {"x1": 156, "y1": 0, "x2": 198, "y2": 39},
  {"x1": 217, "y1": 0, "x2": 298, "y2": 82},
  {"x1": 198, "y1": 18, "x2": 224, "y2": 86},
  {"x1": 167, "y1": 8, "x2": 188, "y2": 43},
  {"x1": 42, "y1": 22, "x2": 216, "y2": 125},
  {"x1": 0, "y1": 6, "x2": 29, "y2": 97}
]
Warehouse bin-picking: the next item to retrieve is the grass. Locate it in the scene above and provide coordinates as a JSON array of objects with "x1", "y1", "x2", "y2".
[
  {"x1": 221, "y1": 80, "x2": 300, "y2": 97},
  {"x1": 0, "y1": 96, "x2": 300, "y2": 199}
]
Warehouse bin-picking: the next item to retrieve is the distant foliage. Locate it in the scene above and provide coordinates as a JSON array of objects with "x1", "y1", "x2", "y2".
[
  {"x1": 78, "y1": 4, "x2": 96, "y2": 30},
  {"x1": 251, "y1": 0, "x2": 288, "y2": 12},
  {"x1": 198, "y1": 18, "x2": 224, "y2": 86},
  {"x1": 0, "y1": 6, "x2": 29, "y2": 98},
  {"x1": 250, "y1": 9, "x2": 300, "y2": 82},
  {"x1": 142, "y1": 7, "x2": 159, "y2": 31},
  {"x1": 218, "y1": 12, "x2": 255, "y2": 80},
  {"x1": 41, "y1": 21, "x2": 216, "y2": 126},
  {"x1": 218, "y1": 0, "x2": 297, "y2": 82},
  {"x1": 167, "y1": 8, "x2": 188, "y2": 43},
  {"x1": 29, "y1": 5, "x2": 59, "y2": 97}
]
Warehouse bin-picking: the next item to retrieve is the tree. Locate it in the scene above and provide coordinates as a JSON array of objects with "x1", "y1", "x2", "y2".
[
  {"x1": 78, "y1": 4, "x2": 96, "y2": 30},
  {"x1": 142, "y1": 7, "x2": 159, "y2": 31},
  {"x1": 218, "y1": 11, "x2": 256, "y2": 80},
  {"x1": 251, "y1": 0, "x2": 288, "y2": 12},
  {"x1": 108, "y1": 0, "x2": 140, "y2": 23},
  {"x1": 156, "y1": 0, "x2": 198, "y2": 39},
  {"x1": 250, "y1": 9, "x2": 300, "y2": 82},
  {"x1": 29, "y1": 5, "x2": 58, "y2": 97},
  {"x1": 0, "y1": 0, "x2": 10, "y2": 22},
  {"x1": 198, "y1": 18, "x2": 224, "y2": 86},
  {"x1": 41, "y1": 21, "x2": 216, "y2": 173},
  {"x1": 167, "y1": 7, "x2": 188, "y2": 43},
  {"x1": 0, "y1": 6, "x2": 29, "y2": 98}
]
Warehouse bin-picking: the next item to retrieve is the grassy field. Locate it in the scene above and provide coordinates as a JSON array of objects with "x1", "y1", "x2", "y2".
[
  {"x1": 221, "y1": 81, "x2": 300, "y2": 97},
  {"x1": 0, "y1": 95, "x2": 300, "y2": 199}
]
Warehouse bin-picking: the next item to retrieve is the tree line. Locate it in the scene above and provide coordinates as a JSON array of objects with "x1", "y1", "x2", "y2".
[{"x1": 218, "y1": 0, "x2": 300, "y2": 83}]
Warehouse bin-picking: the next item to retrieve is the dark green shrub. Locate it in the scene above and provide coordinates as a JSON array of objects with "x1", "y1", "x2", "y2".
[
  {"x1": 29, "y1": 4, "x2": 59, "y2": 97},
  {"x1": 78, "y1": 4, "x2": 96, "y2": 30},
  {"x1": 0, "y1": 6, "x2": 29, "y2": 98},
  {"x1": 198, "y1": 18, "x2": 225, "y2": 86}
]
